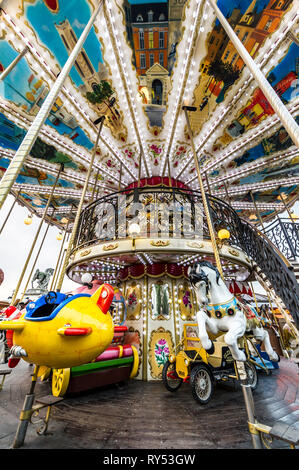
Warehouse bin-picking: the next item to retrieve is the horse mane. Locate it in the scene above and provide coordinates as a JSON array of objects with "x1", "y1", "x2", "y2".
[{"x1": 195, "y1": 261, "x2": 221, "y2": 285}]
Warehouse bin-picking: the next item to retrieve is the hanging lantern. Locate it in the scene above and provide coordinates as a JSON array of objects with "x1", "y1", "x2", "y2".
[
  {"x1": 290, "y1": 212, "x2": 298, "y2": 221},
  {"x1": 56, "y1": 232, "x2": 63, "y2": 241},
  {"x1": 61, "y1": 217, "x2": 68, "y2": 224},
  {"x1": 249, "y1": 213, "x2": 258, "y2": 220},
  {"x1": 218, "y1": 228, "x2": 230, "y2": 240},
  {"x1": 24, "y1": 214, "x2": 33, "y2": 225}
]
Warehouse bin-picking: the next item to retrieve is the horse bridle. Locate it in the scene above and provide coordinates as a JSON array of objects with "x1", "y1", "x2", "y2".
[{"x1": 189, "y1": 268, "x2": 210, "y2": 297}]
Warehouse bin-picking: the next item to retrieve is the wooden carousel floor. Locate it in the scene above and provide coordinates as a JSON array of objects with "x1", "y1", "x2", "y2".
[{"x1": 0, "y1": 358, "x2": 298, "y2": 450}]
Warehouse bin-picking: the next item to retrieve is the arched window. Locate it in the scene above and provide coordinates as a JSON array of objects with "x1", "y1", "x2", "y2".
[
  {"x1": 136, "y1": 14, "x2": 143, "y2": 22},
  {"x1": 159, "y1": 13, "x2": 165, "y2": 21}
]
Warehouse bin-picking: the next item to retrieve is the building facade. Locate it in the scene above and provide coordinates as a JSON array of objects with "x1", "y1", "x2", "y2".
[{"x1": 130, "y1": 2, "x2": 169, "y2": 76}]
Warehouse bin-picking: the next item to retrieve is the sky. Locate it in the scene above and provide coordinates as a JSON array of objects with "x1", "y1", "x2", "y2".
[
  {"x1": 0, "y1": 193, "x2": 298, "y2": 301},
  {"x1": 0, "y1": 194, "x2": 78, "y2": 300}
]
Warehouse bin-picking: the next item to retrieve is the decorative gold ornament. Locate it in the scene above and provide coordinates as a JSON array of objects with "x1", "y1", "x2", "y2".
[
  {"x1": 79, "y1": 249, "x2": 91, "y2": 257},
  {"x1": 187, "y1": 241, "x2": 204, "y2": 249},
  {"x1": 150, "y1": 240, "x2": 170, "y2": 247},
  {"x1": 228, "y1": 248, "x2": 239, "y2": 257},
  {"x1": 102, "y1": 243, "x2": 118, "y2": 251}
]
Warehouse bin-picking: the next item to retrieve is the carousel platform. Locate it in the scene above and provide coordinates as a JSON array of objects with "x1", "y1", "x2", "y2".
[{"x1": 0, "y1": 358, "x2": 298, "y2": 450}]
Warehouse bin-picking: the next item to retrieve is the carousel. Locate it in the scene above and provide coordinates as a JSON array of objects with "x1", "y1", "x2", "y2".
[{"x1": 0, "y1": 0, "x2": 298, "y2": 451}]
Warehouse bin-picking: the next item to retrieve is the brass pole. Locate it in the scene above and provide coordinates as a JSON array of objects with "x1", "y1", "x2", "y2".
[
  {"x1": 118, "y1": 163, "x2": 123, "y2": 191},
  {"x1": 10, "y1": 164, "x2": 63, "y2": 305},
  {"x1": 91, "y1": 167, "x2": 100, "y2": 202},
  {"x1": 53, "y1": 233, "x2": 70, "y2": 291},
  {"x1": 49, "y1": 216, "x2": 71, "y2": 291},
  {"x1": 56, "y1": 117, "x2": 105, "y2": 292},
  {"x1": 249, "y1": 281, "x2": 259, "y2": 313},
  {"x1": 0, "y1": 189, "x2": 21, "y2": 235},
  {"x1": 167, "y1": 156, "x2": 172, "y2": 189},
  {"x1": 0, "y1": 1, "x2": 104, "y2": 210},
  {"x1": 183, "y1": 106, "x2": 224, "y2": 279},
  {"x1": 138, "y1": 152, "x2": 142, "y2": 187},
  {"x1": 224, "y1": 181, "x2": 231, "y2": 204},
  {"x1": 279, "y1": 194, "x2": 296, "y2": 224},
  {"x1": 12, "y1": 365, "x2": 40, "y2": 449},
  {"x1": 205, "y1": 172, "x2": 212, "y2": 195},
  {"x1": 19, "y1": 207, "x2": 55, "y2": 303},
  {"x1": 0, "y1": 47, "x2": 28, "y2": 82},
  {"x1": 265, "y1": 289, "x2": 286, "y2": 352},
  {"x1": 208, "y1": 0, "x2": 299, "y2": 148},
  {"x1": 250, "y1": 191, "x2": 265, "y2": 230}
]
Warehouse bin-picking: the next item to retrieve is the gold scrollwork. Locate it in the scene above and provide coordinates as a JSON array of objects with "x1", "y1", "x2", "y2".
[
  {"x1": 187, "y1": 241, "x2": 204, "y2": 249},
  {"x1": 150, "y1": 240, "x2": 170, "y2": 247},
  {"x1": 228, "y1": 248, "x2": 239, "y2": 257},
  {"x1": 79, "y1": 249, "x2": 91, "y2": 257},
  {"x1": 102, "y1": 243, "x2": 119, "y2": 251}
]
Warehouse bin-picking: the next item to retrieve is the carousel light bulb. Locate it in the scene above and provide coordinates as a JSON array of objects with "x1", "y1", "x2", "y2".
[
  {"x1": 128, "y1": 222, "x2": 141, "y2": 236},
  {"x1": 56, "y1": 232, "x2": 63, "y2": 241},
  {"x1": 61, "y1": 217, "x2": 68, "y2": 224},
  {"x1": 218, "y1": 229, "x2": 230, "y2": 240},
  {"x1": 81, "y1": 273, "x2": 93, "y2": 284},
  {"x1": 24, "y1": 214, "x2": 33, "y2": 225}
]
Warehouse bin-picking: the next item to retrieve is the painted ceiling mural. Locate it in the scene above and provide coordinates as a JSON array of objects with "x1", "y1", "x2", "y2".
[{"x1": 0, "y1": 0, "x2": 297, "y2": 225}]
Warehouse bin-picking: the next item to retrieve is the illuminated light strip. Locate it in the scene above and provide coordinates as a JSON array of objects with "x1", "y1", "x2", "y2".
[
  {"x1": 193, "y1": 176, "x2": 299, "y2": 196},
  {"x1": 0, "y1": 98, "x2": 121, "y2": 184},
  {"x1": 99, "y1": 3, "x2": 151, "y2": 178},
  {"x1": 174, "y1": 9, "x2": 299, "y2": 179},
  {"x1": 201, "y1": 101, "x2": 299, "y2": 175},
  {"x1": 231, "y1": 202, "x2": 285, "y2": 211},
  {"x1": 0, "y1": 148, "x2": 117, "y2": 192},
  {"x1": 12, "y1": 182, "x2": 93, "y2": 199},
  {"x1": 0, "y1": 9, "x2": 135, "y2": 183},
  {"x1": 161, "y1": 0, "x2": 204, "y2": 174},
  {"x1": 186, "y1": 147, "x2": 299, "y2": 186}
]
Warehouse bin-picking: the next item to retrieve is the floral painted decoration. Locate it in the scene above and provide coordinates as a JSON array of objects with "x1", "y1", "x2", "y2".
[
  {"x1": 128, "y1": 291, "x2": 137, "y2": 309},
  {"x1": 149, "y1": 144, "x2": 163, "y2": 166},
  {"x1": 182, "y1": 290, "x2": 192, "y2": 310},
  {"x1": 154, "y1": 338, "x2": 170, "y2": 366}
]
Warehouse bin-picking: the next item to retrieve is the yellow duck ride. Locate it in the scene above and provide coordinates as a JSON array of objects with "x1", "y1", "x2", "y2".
[{"x1": 0, "y1": 284, "x2": 115, "y2": 369}]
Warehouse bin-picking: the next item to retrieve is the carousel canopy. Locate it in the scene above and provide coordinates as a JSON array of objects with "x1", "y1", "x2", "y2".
[{"x1": 0, "y1": 0, "x2": 298, "y2": 228}]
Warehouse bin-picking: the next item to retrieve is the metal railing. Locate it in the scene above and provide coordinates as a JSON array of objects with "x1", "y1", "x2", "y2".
[
  {"x1": 72, "y1": 186, "x2": 299, "y2": 328},
  {"x1": 263, "y1": 217, "x2": 299, "y2": 261}
]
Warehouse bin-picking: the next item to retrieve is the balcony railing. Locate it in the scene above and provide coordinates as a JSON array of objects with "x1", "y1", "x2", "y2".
[
  {"x1": 72, "y1": 186, "x2": 299, "y2": 328},
  {"x1": 263, "y1": 217, "x2": 299, "y2": 261}
]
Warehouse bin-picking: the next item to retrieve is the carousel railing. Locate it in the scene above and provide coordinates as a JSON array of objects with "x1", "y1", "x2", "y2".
[
  {"x1": 263, "y1": 217, "x2": 299, "y2": 261},
  {"x1": 73, "y1": 186, "x2": 299, "y2": 328}
]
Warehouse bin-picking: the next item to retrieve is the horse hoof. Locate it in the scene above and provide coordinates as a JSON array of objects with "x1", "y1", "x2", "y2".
[{"x1": 235, "y1": 351, "x2": 246, "y2": 362}]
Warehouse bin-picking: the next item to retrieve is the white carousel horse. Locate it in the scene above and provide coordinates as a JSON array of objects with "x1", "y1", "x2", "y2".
[{"x1": 188, "y1": 261, "x2": 279, "y2": 362}]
